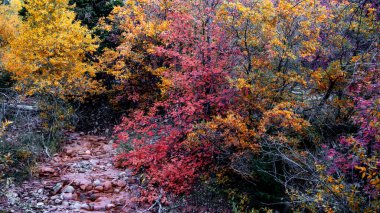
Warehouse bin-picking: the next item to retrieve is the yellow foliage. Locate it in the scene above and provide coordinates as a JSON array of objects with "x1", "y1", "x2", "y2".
[
  {"x1": 311, "y1": 61, "x2": 346, "y2": 91},
  {"x1": 2, "y1": 0, "x2": 101, "y2": 100},
  {"x1": 98, "y1": 0, "x2": 170, "y2": 88},
  {"x1": 259, "y1": 102, "x2": 310, "y2": 137},
  {"x1": 0, "y1": 0, "x2": 21, "y2": 64},
  {"x1": 0, "y1": 120, "x2": 12, "y2": 138},
  {"x1": 187, "y1": 112, "x2": 259, "y2": 152}
]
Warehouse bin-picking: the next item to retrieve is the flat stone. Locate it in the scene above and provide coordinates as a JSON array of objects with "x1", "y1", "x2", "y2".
[
  {"x1": 127, "y1": 177, "x2": 137, "y2": 184},
  {"x1": 95, "y1": 196, "x2": 105, "y2": 202},
  {"x1": 113, "y1": 198, "x2": 125, "y2": 206},
  {"x1": 89, "y1": 159, "x2": 99, "y2": 165},
  {"x1": 85, "y1": 185, "x2": 93, "y2": 191},
  {"x1": 53, "y1": 183, "x2": 63, "y2": 194},
  {"x1": 36, "y1": 202, "x2": 44, "y2": 208},
  {"x1": 79, "y1": 184, "x2": 87, "y2": 191},
  {"x1": 94, "y1": 186, "x2": 104, "y2": 192},
  {"x1": 106, "y1": 203, "x2": 116, "y2": 210},
  {"x1": 61, "y1": 192, "x2": 73, "y2": 200},
  {"x1": 93, "y1": 179, "x2": 101, "y2": 186},
  {"x1": 82, "y1": 155, "x2": 91, "y2": 160},
  {"x1": 50, "y1": 195, "x2": 59, "y2": 200},
  {"x1": 89, "y1": 193, "x2": 99, "y2": 201},
  {"x1": 116, "y1": 180, "x2": 126, "y2": 188},
  {"x1": 81, "y1": 204, "x2": 90, "y2": 210},
  {"x1": 93, "y1": 205, "x2": 105, "y2": 211},
  {"x1": 40, "y1": 167, "x2": 55, "y2": 174},
  {"x1": 62, "y1": 185, "x2": 75, "y2": 193},
  {"x1": 54, "y1": 199, "x2": 62, "y2": 204},
  {"x1": 103, "y1": 181, "x2": 112, "y2": 191},
  {"x1": 71, "y1": 202, "x2": 82, "y2": 210},
  {"x1": 66, "y1": 149, "x2": 74, "y2": 156},
  {"x1": 118, "y1": 172, "x2": 126, "y2": 178}
]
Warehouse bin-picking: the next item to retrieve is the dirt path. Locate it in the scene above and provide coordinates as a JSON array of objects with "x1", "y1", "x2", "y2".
[{"x1": 1, "y1": 132, "x2": 142, "y2": 213}]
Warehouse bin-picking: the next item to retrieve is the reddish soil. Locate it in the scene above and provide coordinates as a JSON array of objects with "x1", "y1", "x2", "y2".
[{"x1": 1, "y1": 133, "x2": 144, "y2": 213}]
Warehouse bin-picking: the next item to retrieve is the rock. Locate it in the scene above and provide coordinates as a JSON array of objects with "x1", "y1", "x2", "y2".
[
  {"x1": 89, "y1": 193, "x2": 99, "y2": 201},
  {"x1": 40, "y1": 167, "x2": 55, "y2": 174},
  {"x1": 94, "y1": 186, "x2": 104, "y2": 192},
  {"x1": 6, "y1": 192, "x2": 19, "y2": 205},
  {"x1": 118, "y1": 172, "x2": 126, "y2": 179},
  {"x1": 36, "y1": 202, "x2": 44, "y2": 208},
  {"x1": 50, "y1": 195, "x2": 59, "y2": 200},
  {"x1": 86, "y1": 185, "x2": 93, "y2": 191},
  {"x1": 54, "y1": 199, "x2": 62, "y2": 204},
  {"x1": 61, "y1": 192, "x2": 73, "y2": 200},
  {"x1": 79, "y1": 179, "x2": 92, "y2": 185},
  {"x1": 89, "y1": 159, "x2": 99, "y2": 165},
  {"x1": 114, "y1": 188, "x2": 120, "y2": 193},
  {"x1": 81, "y1": 204, "x2": 90, "y2": 210},
  {"x1": 127, "y1": 177, "x2": 137, "y2": 184},
  {"x1": 95, "y1": 196, "x2": 105, "y2": 202},
  {"x1": 82, "y1": 155, "x2": 91, "y2": 160},
  {"x1": 37, "y1": 189, "x2": 44, "y2": 194},
  {"x1": 85, "y1": 150, "x2": 91, "y2": 155},
  {"x1": 93, "y1": 205, "x2": 105, "y2": 211},
  {"x1": 113, "y1": 198, "x2": 125, "y2": 206},
  {"x1": 103, "y1": 181, "x2": 112, "y2": 191},
  {"x1": 71, "y1": 202, "x2": 82, "y2": 210},
  {"x1": 53, "y1": 183, "x2": 63, "y2": 194},
  {"x1": 116, "y1": 180, "x2": 126, "y2": 188},
  {"x1": 79, "y1": 184, "x2": 87, "y2": 191},
  {"x1": 93, "y1": 179, "x2": 101, "y2": 186},
  {"x1": 62, "y1": 185, "x2": 75, "y2": 193},
  {"x1": 66, "y1": 149, "x2": 74, "y2": 156},
  {"x1": 106, "y1": 203, "x2": 116, "y2": 210}
]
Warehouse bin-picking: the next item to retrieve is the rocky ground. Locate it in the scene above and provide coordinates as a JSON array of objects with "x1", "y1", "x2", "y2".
[{"x1": 0, "y1": 132, "x2": 144, "y2": 213}]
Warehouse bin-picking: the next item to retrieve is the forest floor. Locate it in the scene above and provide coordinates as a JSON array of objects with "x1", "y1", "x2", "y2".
[{"x1": 0, "y1": 132, "x2": 144, "y2": 213}]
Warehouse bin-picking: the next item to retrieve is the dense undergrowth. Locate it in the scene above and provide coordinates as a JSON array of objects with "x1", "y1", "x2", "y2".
[{"x1": 0, "y1": 0, "x2": 379, "y2": 212}]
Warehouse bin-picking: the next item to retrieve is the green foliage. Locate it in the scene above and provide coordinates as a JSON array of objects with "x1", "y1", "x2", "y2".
[
  {"x1": 69, "y1": 0, "x2": 123, "y2": 28},
  {"x1": 0, "y1": 71, "x2": 12, "y2": 88}
]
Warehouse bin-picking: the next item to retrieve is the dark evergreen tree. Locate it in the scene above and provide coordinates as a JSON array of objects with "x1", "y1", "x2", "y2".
[{"x1": 69, "y1": 0, "x2": 123, "y2": 28}]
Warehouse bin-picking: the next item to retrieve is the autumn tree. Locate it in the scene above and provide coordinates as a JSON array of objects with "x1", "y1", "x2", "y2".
[
  {"x1": 0, "y1": 0, "x2": 20, "y2": 87},
  {"x1": 2, "y1": 0, "x2": 101, "y2": 100},
  {"x1": 107, "y1": 0, "x2": 379, "y2": 211},
  {"x1": 69, "y1": 0, "x2": 123, "y2": 28},
  {"x1": 113, "y1": 0, "x2": 242, "y2": 199},
  {"x1": 97, "y1": 0, "x2": 171, "y2": 109}
]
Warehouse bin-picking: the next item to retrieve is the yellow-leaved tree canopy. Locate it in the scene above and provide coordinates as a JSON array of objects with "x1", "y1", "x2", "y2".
[
  {"x1": 0, "y1": 0, "x2": 21, "y2": 87},
  {"x1": 2, "y1": 0, "x2": 101, "y2": 100},
  {"x1": 0, "y1": 0, "x2": 21, "y2": 54}
]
